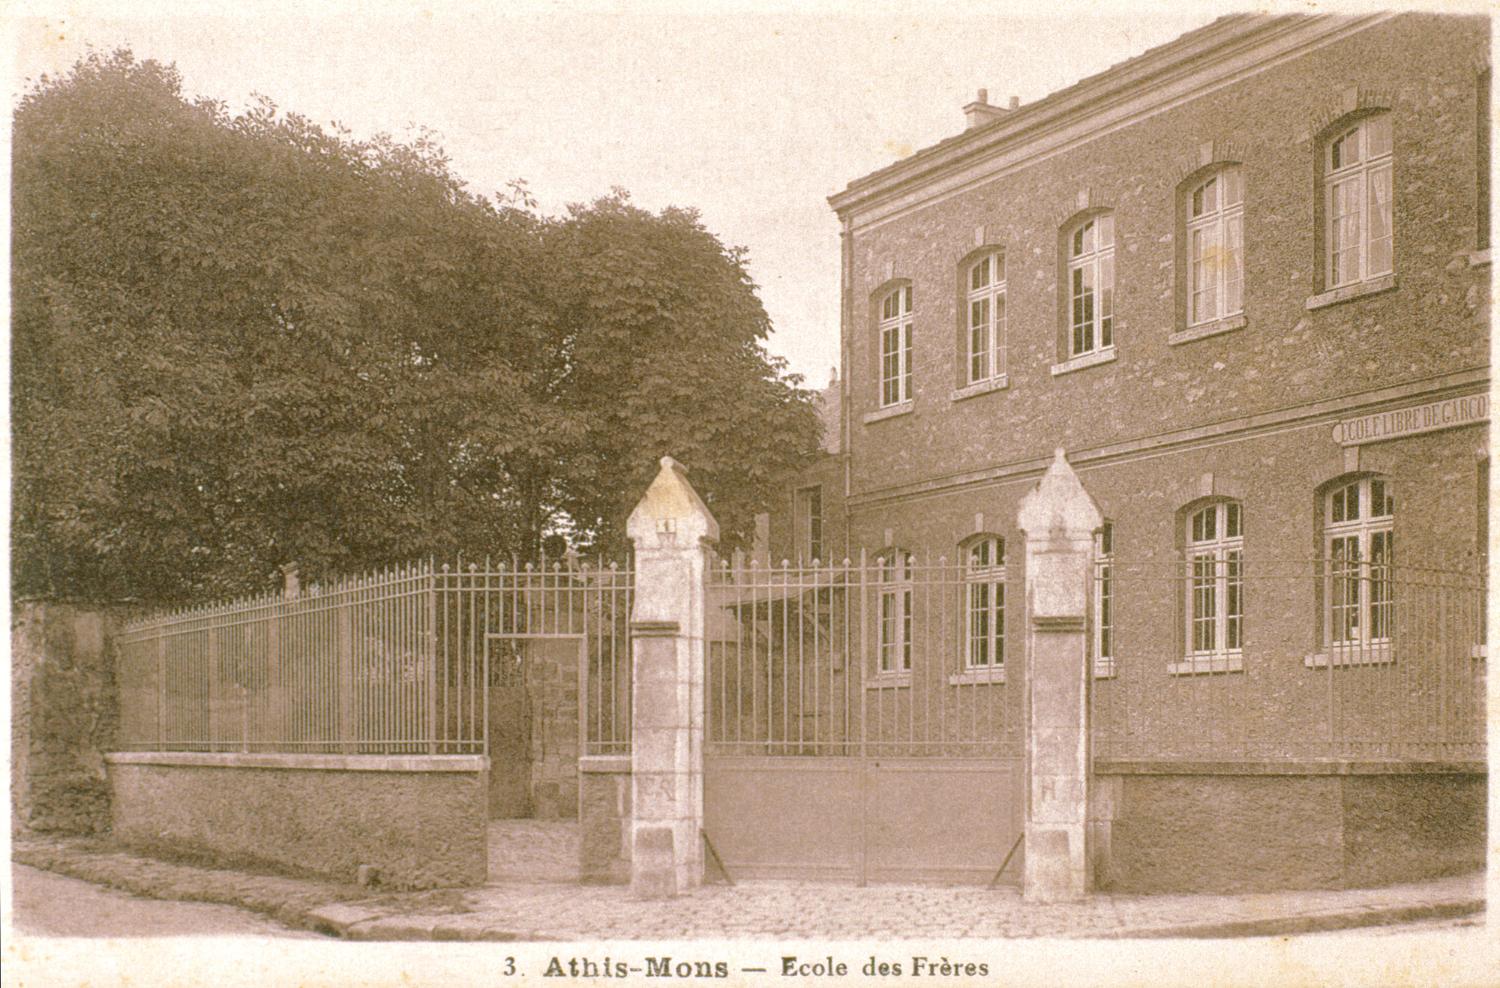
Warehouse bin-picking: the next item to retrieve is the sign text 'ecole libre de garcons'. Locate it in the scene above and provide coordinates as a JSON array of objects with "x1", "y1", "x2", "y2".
[{"x1": 1333, "y1": 393, "x2": 1489, "y2": 446}]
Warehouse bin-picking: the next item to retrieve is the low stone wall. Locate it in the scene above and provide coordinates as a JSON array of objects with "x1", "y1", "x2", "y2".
[
  {"x1": 579, "y1": 754, "x2": 631, "y2": 884},
  {"x1": 106, "y1": 753, "x2": 489, "y2": 889},
  {"x1": 12, "y1": 600, "x2": 122, "y2": 835},
  {"x1": 1092, "y1": 762, "x2": 1486, "y2": 893}
]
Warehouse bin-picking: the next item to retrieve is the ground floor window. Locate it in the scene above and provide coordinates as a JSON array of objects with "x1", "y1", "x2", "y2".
[{"x1": 963, "y1": 536, "x2": 1005, "y2": 669}]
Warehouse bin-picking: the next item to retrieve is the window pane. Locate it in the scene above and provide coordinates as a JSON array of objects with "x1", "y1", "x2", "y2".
[
  {"x1": 1368, "y1": 164, "x2": 1393, "y2": 276},
  {"x1": 1225, "y1": 502, "x2": 1241, "y2": 538},
  {"x1": 995, "y1": 254, "x2": 1006, "y2": 283},
  {"x1": 1072, "y1": 223, "x2": 1088, "y2": 256},
  {"x1": 971, "y1": 258, "x2": 989, "y2": 291},
  {"x1": 902, "y1": 286, "x2": 912, "y2": 312},
  {"x1": 1226, "y1": 549, "x2": 1243, "y2": 650},
  {"x1": 993, "y1": 293, "x2": 1007, "y2": 376},
  {"x1": 1097, "y1": 214, "x2": 1114, "y2": 247},
  {"x1": 1098, "y1": 255, "x2": 1114, "y2": 348},
  {"x1": 1224, "y1": 213, "x2": 1244, "y2": 315},
  {"x1": 1366, "y1": 115, "x2": 1392, "y2": 158},
  {"x1": 1223, "y1": 166, "x2": 1244, "y2": 206}
]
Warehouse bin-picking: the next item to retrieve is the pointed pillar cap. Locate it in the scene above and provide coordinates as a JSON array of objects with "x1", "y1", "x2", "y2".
[
  {"x1": 626, "y1": 456, "x2": 720, "y2": 547},
  {"x1": 1017, "y1": 448, "x2": 1103, "y2": 537}
]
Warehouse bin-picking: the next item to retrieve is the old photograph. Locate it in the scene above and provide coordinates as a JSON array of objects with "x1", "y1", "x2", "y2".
[{"x1": 5, "y1": 1, "x2": 1494, "y2": 985}]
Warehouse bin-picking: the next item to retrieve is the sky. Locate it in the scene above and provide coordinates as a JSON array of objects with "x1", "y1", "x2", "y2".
[{"x1": 5, "y1": 0, "x2": 1473, "y2": 387}]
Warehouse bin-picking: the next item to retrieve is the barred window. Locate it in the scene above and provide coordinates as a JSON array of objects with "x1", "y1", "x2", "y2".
[
  {"x1": 965, "y1": 253, "x2": 1007, "y2": 385},
  {"x1": 877, "y1": 549, "x2": 913, "y2": 674},
  {"x1": 1324, "y1": 114, "x2": 1393, "y2": 289},
  {"x1": 796, "y1": 485, "x2": 823, "y2": 563},
  {"x1": 1324, "y1": 476, "x2": 1394, "y2": 649},
  {"x1": 879, "y1": 286, "x2": 913, "y2": 407},
  {"x1": 1186, "y1": 501, "x2": 1244, "y2": 660},
  {"x1": 1067, "y1": 214, "x2": 1114, "y2": 358},
  {"x1": 1186, "y1": 167, "x2": 1244, "y2": 325},
  {"x1": 963, "y1": 536, "x2": 1006, "y2": 669}
]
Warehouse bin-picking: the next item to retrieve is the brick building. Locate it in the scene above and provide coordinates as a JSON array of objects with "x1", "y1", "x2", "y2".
[{"x1": 752, "y1": 12, "x2": 1488, "y2": 891}]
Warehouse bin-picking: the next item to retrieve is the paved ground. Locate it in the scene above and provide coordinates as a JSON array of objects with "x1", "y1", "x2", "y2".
[
  {"x1": 10, "y1": 828, "x2": 1486, "y2": 942},
  {"x1": 9, "y1": 864, "x2": 321, "y2": 938}
]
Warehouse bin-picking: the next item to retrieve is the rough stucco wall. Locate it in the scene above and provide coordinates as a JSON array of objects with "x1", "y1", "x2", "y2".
[
  {"x1": 1101, "y1": 772, "x2": 1486, "y2": 892},
  {"x1": 108, "y1": 762, "x2": 488, "y2": 888},
  {"x1": 11, "y1": 601, "x2": 120, "y2": 835},
  {"x1": 579, "y1": 761, "x2": 631, "y2": 884}
]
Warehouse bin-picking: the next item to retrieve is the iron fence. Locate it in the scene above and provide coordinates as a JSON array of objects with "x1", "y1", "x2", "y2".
[
  {"x1": 117, "y1": 557, "x2": 634, "y2": 756},
  {"x1": 706, "y1": 550, "x2": 1023, "y2": 758},
  {"x1": 1090, "y1": 557, "x2": 1487, "y2": 762}
]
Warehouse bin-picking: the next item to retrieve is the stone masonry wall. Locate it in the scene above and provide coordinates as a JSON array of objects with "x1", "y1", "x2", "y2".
[
  {"x1": 528, "y1": 638, "x2": 581, "y2": 819},
  {"x1": 843, "y1": 15, "x2": 1488, "y2": 496},
  {"x1": 107, "y1": 757, "x2": 488, "y2": 888},
  {"x1": 11, "y1": 601, "x2": 122, "y2": 835}
]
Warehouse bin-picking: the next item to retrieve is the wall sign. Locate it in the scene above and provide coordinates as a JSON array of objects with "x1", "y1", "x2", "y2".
[{"x1": 1334, "y1": 393, "x2": 1489, "y2": 446}]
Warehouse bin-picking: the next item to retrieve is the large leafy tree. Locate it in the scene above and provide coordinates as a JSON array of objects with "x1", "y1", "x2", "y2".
[{"x1": 12, "y1": 50, "x2": 818, "y2": 605}]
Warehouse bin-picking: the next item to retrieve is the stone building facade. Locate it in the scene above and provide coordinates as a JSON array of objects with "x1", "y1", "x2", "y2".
[{"x1": 779, "y1": 12, "x2": 1488, "y2": 891}]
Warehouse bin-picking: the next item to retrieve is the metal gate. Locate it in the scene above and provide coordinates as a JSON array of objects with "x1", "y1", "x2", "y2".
[{"x1": 703, "y1": 550, "x2": 1024, "y2": 885}]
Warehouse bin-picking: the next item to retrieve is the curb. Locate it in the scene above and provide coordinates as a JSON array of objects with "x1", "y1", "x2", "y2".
[{"x1": 1111, "y1": 899, "x2": 1485, "y2": 940}]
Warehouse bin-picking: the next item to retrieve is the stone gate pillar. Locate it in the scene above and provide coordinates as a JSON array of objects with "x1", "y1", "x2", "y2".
[
  {"x1": 1016, "y1": 448, "x2": 1102, "y2": 902},
  {"x1": 625, "y1": 456, "x2": 719, "y2": 898}
]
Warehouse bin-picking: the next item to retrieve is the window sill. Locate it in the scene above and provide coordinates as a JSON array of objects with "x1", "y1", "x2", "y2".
[
  {"x1": 861, "y1": 402, "x2": 913, "y2": 425},
  {"x1": 948, "y1": 666, "x2": 1006, "y2": 686},
  {"x1": 1050, "y1": 347, "x2": 1118, "y2": 377},
  {"x1": 1093, "y1": 659, "x2": 1117, "y2": 679},
  {"x1": 1168, "y1": 313, "x2": 1246, "y2": 346},
  {"x1": 1304, "y1": 644, "x2": 1393, "y2": 668},
  {"x1": 1305, "y1": 274, "x2": 1396, "y2": 311},
  {"x1": 1468, "y1": 248, "x2": 1491, "y2": 268},
  {"x1": 950, "y1": 375, "x2": 1009, "y2": 402},
  {"x1": 1168, "y1": 653, "x2": 1244, "y2": 676},
  {"x1": 865, "y1": 673, "x2": 911, "y2": 689}
]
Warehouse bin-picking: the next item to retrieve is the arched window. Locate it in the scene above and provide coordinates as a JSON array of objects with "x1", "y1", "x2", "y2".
[
  {"x1": 1093, "y1": 521, "x2": 1114, "y2": 677},
  {"x1": 1185, "y1": 166, "x2": 1244, "y2": 326},
  {"x1": 1323, "y1": 476, "x2": 1394, "y2": 649},
  {"x1": 1323, "y1": 113, "x2": 1393, "y2": 289},
  {"x1": 877, "y1": 549, "x2": 913, "y2": 674},
  {"x1": 1066, "y1": 213, "x2": 1114, "y2": 358},
  {"x1": 1185, "y1": 500, "x2": 1244, "y2": 661},
  {"x1": 964, "y1": 253, "x2": 1007, "y2": 385},
  {"x1": 962, "y1": 536, "x2": 1006, "y2": 669},
  {"x1": 878, "y1": 286, "x2": 913, "y2": 407}
]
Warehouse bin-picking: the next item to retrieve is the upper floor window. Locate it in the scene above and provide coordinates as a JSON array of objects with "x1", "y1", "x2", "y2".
[
  {"x1": 795, "y1": 485, "x2": 823, "y2": 564},
  {"x1": 1324, "y1": 114, "x2": 1393, "y2": 289},
  {"x1": 879, "y1": 286, "x2": 913, "y2": 407},
  {"x1": 1093, "y1": 521, "x2": 1114, "y2": 677},
  {"x1": 1067, "y1": 214, "x2": 1114, "y2": 358},
  {"x1": 965, "y1": 253, "x2": 1007, "y2": 385},
  {"x1": 1186, "y1": 501, "x2": 1243, "y2": 660},
  {"x1": 1186, "y1": 167, "x2": 1244, "y2": 326},
  {"x1": 963, "y1": 536, "x2": 1006, "y2": 669},
  {"x1": 877, "y1": 549, "x2": 913, "y2": 675},
  {"x1": 1324, "y1": 476, "x2": 1394, "y2": 648}
]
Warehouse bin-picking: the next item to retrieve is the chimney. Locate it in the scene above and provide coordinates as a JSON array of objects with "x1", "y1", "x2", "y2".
[{"x1": 963, "y1": 89, "x2": 1018, "y2": 131}]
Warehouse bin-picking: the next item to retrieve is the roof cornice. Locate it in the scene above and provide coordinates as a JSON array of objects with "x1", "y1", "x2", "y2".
[{"x1": 827, "y1": 13, "x2": 1390, "y2": 220}]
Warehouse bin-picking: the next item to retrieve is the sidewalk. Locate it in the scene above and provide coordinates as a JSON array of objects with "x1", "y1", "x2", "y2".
[{"x1": 12, "y1": 833, "x2": 1484, "y2": 941}]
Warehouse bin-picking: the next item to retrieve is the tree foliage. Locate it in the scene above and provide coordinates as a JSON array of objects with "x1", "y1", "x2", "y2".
[{"x1": 12, "y1": 50, "x2": 820, "y2": 604}]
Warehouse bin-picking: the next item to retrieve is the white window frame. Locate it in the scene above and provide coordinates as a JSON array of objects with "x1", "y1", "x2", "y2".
[
  {"x1": 1324, "y1": 114, "x2": 1394, "y2": 289},
  {"x1": 1180, "y1": 501, "x2": 1244, "y2": 672},
  {"x1": 1323, "y1": 476, "x2": 1394, "y2": 657},
  {"x1": 795, "y1": 485, "x2": 823, "y2": 564},
  {"x1": 1187, "y1": 167, "x2": 1245, "y2": 326},
  {"x1": 1067, "y1": 214, "x2": 1115, "y2": 358},
  {"x1": 965, "y1": 254, "x2": 1007, "y2": 385},
  {"x1": 1093, "y1": 522, "x2": 1115, "y2": 677},
  {"x1": 876, "y1": 550, "x2": 913, "y2": 676},
  {"x1": 962, "y1": 536, "x2": 1006, "y2": 671},
  {"x1": 879, "y1": 286, "x2": 913, "y2": 408}
]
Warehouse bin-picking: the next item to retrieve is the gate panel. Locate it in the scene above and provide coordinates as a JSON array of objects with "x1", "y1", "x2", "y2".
[
  {"x1": 865, "y1": 758, "x2": 1020, "y2": 885},
  {"x1": 703, "y1": 756, "x2": 861, "y2": 881},
  {"x1": 704, "y1": 552, "x2": 1024, "y2": 885}
]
